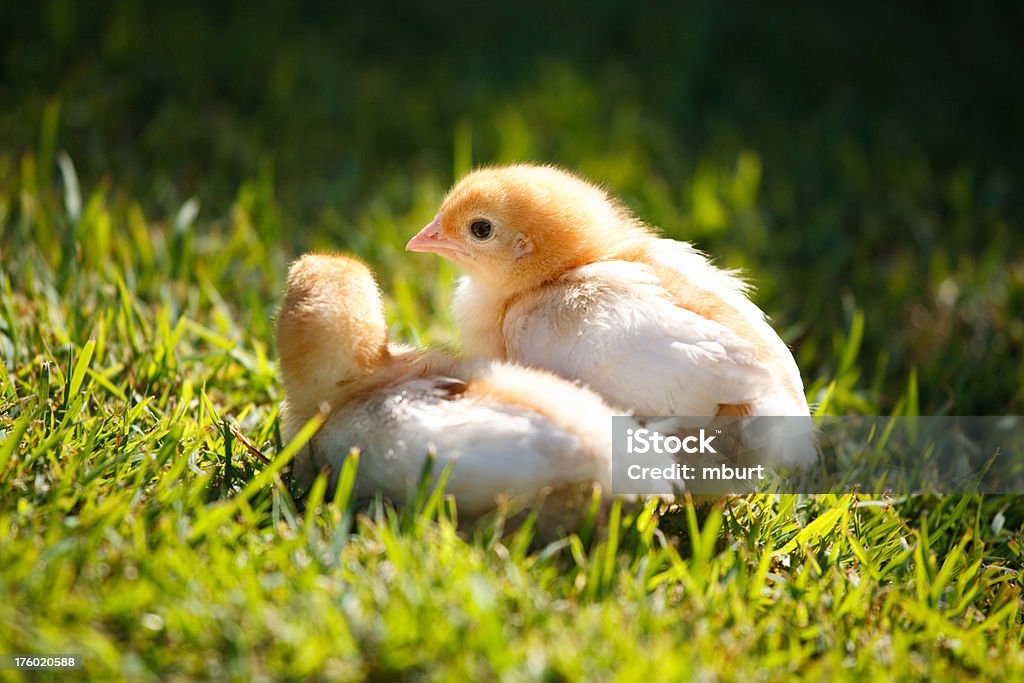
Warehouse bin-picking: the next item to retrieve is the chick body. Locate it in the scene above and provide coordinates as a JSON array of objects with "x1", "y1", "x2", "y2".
[
  {"x1": 277, "y1": 254, "x2": 650, "y2": 522},
  {"x1": 407, "y1": 164, "x2": 815, "y2": 466}
]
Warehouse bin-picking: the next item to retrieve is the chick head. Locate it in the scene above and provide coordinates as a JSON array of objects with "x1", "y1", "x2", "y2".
[
  {"x1": 276, "y1": 253, "x2": 388, "y2": 389},
  {"x1": 406, "y1": 164, "x2": 643, "y2": 292}
]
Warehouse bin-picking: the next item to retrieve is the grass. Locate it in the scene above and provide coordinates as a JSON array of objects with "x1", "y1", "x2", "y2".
[
  {"x1": 2, "y1": 3, "x2": 1024, "y2": 680},
  {"x1": 2, "y1": 146, "x2": 1023, "y2": 681}
]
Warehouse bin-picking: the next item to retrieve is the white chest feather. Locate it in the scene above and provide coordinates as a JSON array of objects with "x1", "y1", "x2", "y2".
[{"x1": 453, "y1": 276, "x2": 509, "y2": 359}]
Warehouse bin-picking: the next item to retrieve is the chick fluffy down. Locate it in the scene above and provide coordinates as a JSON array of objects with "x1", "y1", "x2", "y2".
[{"x1": 289, "y1": 356, "x2": 664, "y2": 519}]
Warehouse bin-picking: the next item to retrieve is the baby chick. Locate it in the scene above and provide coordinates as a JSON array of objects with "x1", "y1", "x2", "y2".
[
  {"x1": 276, "y1": 253, "x2": 655, "y2": 525},
  {"x1": 406, "y1": 164, "x2": 815, "y2": 466}
]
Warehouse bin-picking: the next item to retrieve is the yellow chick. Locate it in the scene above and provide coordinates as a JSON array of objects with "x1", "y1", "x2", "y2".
[
  {"x1": 276, "y1": 253, "x2": 657, "y2": 524},
  {"x1": 406, "y1": 164, "x2": 815, "y2": 466}
]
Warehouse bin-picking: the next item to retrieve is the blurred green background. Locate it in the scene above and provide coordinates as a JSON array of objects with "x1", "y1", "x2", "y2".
[{"x1": 2, "y1": 0, "x2": 1023, "y2": 413}]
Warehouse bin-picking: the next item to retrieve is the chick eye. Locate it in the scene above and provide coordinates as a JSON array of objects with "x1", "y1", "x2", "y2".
[{"x1": 469, "y1": 220, "x2": 493, "y2": 240}]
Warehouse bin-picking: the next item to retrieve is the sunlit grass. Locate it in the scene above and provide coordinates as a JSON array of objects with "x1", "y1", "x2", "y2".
[{"x1": 1, "y1": 136, "x2": 1022, "y2": 681}]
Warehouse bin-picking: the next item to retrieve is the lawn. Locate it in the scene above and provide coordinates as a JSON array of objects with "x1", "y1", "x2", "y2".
[{"x1": 1, "y1": 2, "x2": 1023, "y2": 681}]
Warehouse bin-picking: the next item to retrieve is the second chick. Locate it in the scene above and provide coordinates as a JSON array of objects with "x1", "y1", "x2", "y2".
[{"x1": 276, "y1": 253, "x2": 660, "y2": 527}]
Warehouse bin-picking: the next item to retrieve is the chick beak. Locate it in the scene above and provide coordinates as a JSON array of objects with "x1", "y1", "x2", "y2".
[{"x1": 406, "y1": 215, "x2": 469, "y2": 258}]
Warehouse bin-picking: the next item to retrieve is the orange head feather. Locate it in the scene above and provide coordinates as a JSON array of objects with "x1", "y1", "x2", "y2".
[
  {"x1": 276, "y1": 254, "x2": 389, "y2": 396},
  {"x1": 407, "y1": 164, "x2": 653, "y2": 292}
]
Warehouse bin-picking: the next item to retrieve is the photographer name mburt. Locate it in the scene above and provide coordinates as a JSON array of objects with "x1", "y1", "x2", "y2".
[{"x1": 625, "y1": 462, "x2": 767, "y2": 482}]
